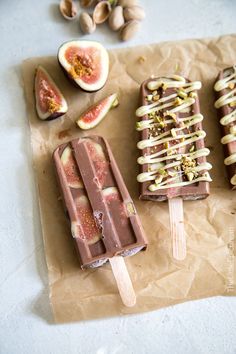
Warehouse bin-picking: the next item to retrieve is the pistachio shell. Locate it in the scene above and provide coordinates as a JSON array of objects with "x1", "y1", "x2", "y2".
[
  {"x1": 123, "y1": 6, "x2": 145, "y2": 21},
  {"x1": 59, "y1": 0, "x2": 77, "y2": 20},
  {"x1": 120, "y1": 20, "x2": 140, "y2": 41},
  {"x1": 118, "y1": 0, "x2": 137, "y2": 7},
  {"x1": 98, "y1": 0, "x2": 118, "y2": 6},
  {"x1": 108, "y1": 6, "x2": 124, "y2": 31},
  {"x1": 79, "y1": 12, "x2": 96, "y2": 34},
  {"x1": 79, "y1": 0, "x2": 96, "y2": 7},
  {"x1": 93, "y1": 1, "x2": 112, "y2": 24}
]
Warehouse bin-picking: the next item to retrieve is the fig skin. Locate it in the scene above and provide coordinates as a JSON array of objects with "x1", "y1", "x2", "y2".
[
  {"x1": 42, "y1": 112, "x2": 66, "y2": 121},
  {"x1": 57, "y1": 40, "x2": 109, "y2": 92}
]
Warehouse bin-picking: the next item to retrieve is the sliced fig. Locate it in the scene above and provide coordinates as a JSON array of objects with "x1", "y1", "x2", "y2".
[
  {"x1": 61, "y1": 146, "x2": 83, "y2": 188},
  {"x1": 34, "y1": 65, "x2": 68, "y2": 120},
  {"x1": 84, "y1": 138, "x2": 108, "y2": 187},
  {"x1": 102, "y1": 187, "x2": 127, "y2": 224},
  {"x1": 76, "y1": 93, "x2": 118, "y2": 130},
  {"x1": 57, "y1": 40, "x2": 109, "y2": 92},
  {"x1": 71, "y1": 195, "x2": 101, "y2": 245},
  {"x1": 102, "y1": 187, "x2": 120, "y2": 202}
]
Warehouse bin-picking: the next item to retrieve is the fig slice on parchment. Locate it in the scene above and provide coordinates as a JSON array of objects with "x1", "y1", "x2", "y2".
[
  {"x1": 34, "y1": 65, "x2": 68, "y2": 120},
  {"x1": 76, "y1": 93, "x2": 118, "y2": 129},
  {"x1": 57, "y1": 40, "x2": 109, "y2": 92}
]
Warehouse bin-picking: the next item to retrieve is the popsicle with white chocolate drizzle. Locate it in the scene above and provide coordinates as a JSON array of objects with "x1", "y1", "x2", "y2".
[
  {"x1": 136, "y1": 75, "x2": 212, "y2": 260},
  {"x1": 214, "y1": 65, "x2": 236, "y2": 189}
]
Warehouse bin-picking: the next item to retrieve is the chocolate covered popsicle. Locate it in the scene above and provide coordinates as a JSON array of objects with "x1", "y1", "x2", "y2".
[
  {"x1": 135, "y1": 75, "x2": 212, "y2": 260},
  {"x1": 214, "y1": 66, "x2": 236, "y2": 189},
  {"x1": 53, "y1": 136, "x2": 147, "y2": 306}
]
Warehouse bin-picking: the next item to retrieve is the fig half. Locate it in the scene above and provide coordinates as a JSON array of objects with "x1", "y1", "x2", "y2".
[
  {"x1": 58, "y1": 40, "x2": 109, "y2": 92},
  {"x1": 76, "y1": 93, "x2": 118, "y2": 129},
  {"x1": 34, "y1": 66, "x2": 68, "y2": 120}
]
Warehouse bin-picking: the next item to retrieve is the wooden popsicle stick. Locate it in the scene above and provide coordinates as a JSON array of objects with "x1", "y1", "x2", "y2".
[
  {"x1": 168, "y1": 197, "x2": 186, "y2": 261},
  {"x1": 109, "y1": 256, "x2": 136, "y2": 307}
]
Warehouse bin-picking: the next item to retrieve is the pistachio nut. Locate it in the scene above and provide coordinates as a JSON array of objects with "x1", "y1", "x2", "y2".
[
  {"x1": 118, "y1": 0, "x2": 137, "y2": 7},
  {"x1": 120, "y1": 20, "x2": 140, "y2": 41},
  {"x1": 123, "y1": 5, "x2": 145, "y2": 21},
  {"x1": 109, "y1": 5, "x2": 125, "y2": 31},
  {"x1": 79, "y1": 12, "x2": 96, "y2": 33}
]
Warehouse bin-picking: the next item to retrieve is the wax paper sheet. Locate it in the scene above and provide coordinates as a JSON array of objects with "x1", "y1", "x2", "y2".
[{"x1": 22, "y1": 34, "x2": 236, "y2": 323}]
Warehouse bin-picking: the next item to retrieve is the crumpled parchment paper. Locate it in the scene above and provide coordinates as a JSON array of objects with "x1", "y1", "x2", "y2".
[{"x1": 22, "y1": 34, "x2": 236, "y2": 323}]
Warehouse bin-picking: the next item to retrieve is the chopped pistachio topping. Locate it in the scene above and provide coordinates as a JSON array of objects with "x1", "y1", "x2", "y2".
[
  {"x1": 159, "y1": 168, "x2": 168, "y2": 176},
  {"x1": 164, "y1": 111, "x2": 177, "y2": 120},
  {"x1": 153, "y1": 95, "x2": 160, "y2": 101},
  {"x1": 174, "y1": 97, "x2": 184, "y2": 106},
  {"x1": 189, "y1": 145, "x2": 195, "y2": 152},
  {"x1": 229, "y1": 101, "x2": 236, "y2": 107},
  {"x1": 189, "y1": 92, "x2": 197, "y2": 98},
  {"x1": 228, "y1": 82, "x2": 235, "y2": 90},
  {"x1": 138, "y1": 56, "x2": 146, "y2": 64},
  {"x1": 159, "y1": 121, "x2": 165, "y2": 128},
  {"x1": 177, "y1": 89, "x2": 188, "y2": 99},
  {"x1": 163, "y1": 141, "x2": 169, "y2": 149},
  {"x1": 171, "y1": 128, "x2": 177, "y2": 138},
  {"x1": 155, "y1": 175, "x2": 163, "y2": 184},
  {"x1": 186, "y1": 172, "x2": 194, "y2": 181},
  {"x1": 154, "y1": 115, "x2": 161, "y2": 123},
  {"x1": 162, "y1": 83, "x2": 168, "y2": 90}
]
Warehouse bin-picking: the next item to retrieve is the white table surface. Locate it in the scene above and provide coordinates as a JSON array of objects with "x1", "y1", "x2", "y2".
[{"x1": 0, "y1": 0, "x2": 235, "y2": 353}]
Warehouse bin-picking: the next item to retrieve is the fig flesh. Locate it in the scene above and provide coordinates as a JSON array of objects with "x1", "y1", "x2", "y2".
[
  {"x1": 76, "y1": 93, "x2": 118, "y2": 129},
  {"x1": 34, "y1": 66, "x2": 68, "y2": 120},
  {"x1": 61, "y1": 146, "x2": 83, "y2": 188},
  {"x1": 84, "y1": 138, "x2": 108, "y2": 187},
  {"x1": 72, "y1": 195, "x2": 101, "y2": 245},
  {"x1": 58, "y1": 40, "x2": 109, "y2": 92}
]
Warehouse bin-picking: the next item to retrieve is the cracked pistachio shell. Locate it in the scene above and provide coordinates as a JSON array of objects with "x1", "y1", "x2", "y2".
[
  {"x1": 59, "y1": 0, "x2": 77, "y2": 20},
  {"x1": 79, "y1": 0, "x2": 96, "y2": 7},
  {"x1": 93, "y1": 1, "x2": 112, "y2": 24}
]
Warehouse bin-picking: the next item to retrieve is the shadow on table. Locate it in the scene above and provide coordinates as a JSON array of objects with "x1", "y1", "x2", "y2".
[
  {"x1": 9, "y1": 63, "x2": 54, "y2": 324},
  {"x1": 31, "y1": 287, "x2": 54, "y2": 324}
]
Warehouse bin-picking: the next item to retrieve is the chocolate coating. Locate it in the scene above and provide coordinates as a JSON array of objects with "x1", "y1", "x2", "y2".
[
  {"x1": 214, "y1": 66, "x2": 236, "y2": 190},
  {"x1": 53, "y1": 136, "x2": 147, "y2": 269}
]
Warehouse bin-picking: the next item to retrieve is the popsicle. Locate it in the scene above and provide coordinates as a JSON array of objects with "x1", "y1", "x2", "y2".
[
  {"x1": 135, "y1": 75, "x2": 212, "y2": 260},
  {"x1": 53, "y1": 136, "x2": 147, "y2": 306},
  {"x1": 214, "y1": 65, "x2": 236, "y2": 189}
]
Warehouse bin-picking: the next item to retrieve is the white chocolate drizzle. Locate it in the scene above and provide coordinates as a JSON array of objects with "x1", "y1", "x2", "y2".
[
  {"x1": 136, "y1": 75, "x2": 212, "y2": 191},
  {"x1": 214, "y1": 66, "x2": 236, "y2": 185}
]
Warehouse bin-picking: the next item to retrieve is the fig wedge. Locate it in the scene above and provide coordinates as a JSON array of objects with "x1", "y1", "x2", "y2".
[
  {"x1": 58, "y1": 40, "x2": 109, "y2": 92},
  {"x1": 34, "y1": 66, "x2": 68, "y2": 120},
  {"x1": 76, "y1": 93, "x2": 118, "y2": 129}
]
